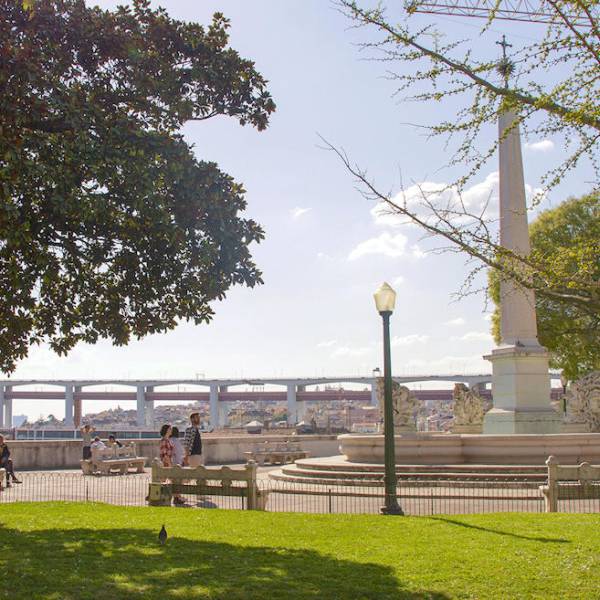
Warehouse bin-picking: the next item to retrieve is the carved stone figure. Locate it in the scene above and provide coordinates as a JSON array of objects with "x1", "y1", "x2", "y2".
[
  {"x1": 451, "y1": 383, "x2": 490, "y2": 434},
  {"x1": 566, "y1": 371, "x2": 600, "y2": 432},
  {"x1": 376, "y1": 378, "x2": 418, "y2": 432}
]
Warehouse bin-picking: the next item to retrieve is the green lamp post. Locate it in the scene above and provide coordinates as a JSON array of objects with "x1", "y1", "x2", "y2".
[{"x1": 374, "y1": 282, "x2": 403, "y2": 516}]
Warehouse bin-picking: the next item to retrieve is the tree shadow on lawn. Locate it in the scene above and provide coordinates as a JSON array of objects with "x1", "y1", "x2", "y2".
[
  {"x1": 0, "y1": 525, "x2": 450, "y2": 600},
  {"x1": 429, "y1": 517, "x2": 570, "y2": 544}
]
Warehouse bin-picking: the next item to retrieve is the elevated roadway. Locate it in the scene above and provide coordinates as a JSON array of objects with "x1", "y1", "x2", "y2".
[{"x1": 0, "y1": 373, "x2": 562, "y2": 428}]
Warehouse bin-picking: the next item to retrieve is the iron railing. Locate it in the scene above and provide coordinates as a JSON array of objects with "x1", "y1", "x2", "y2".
[{"x1": 1, "y1": 472, "x2": 599, "y2": 515}]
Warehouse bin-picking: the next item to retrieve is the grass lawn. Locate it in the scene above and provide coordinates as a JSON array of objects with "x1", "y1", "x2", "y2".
[{"x1": 0, "y1": 503, "x2": 598, "y2": 599}]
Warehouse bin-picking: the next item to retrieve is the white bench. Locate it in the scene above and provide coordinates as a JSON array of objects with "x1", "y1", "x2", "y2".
[
  {"x1": 0, "y1": 467, "x2": 5, "y2": 491},
  {"x1": 539, "y1": 455, "x2": 600, "y2": 512},
  {"x1": 80, "y1": 443, "x2": 147, "y2": 475},
  {"x1": 148, "y1": 459, "x2": 268, "y2": 510},
  {"x1": 244, "y1": 441, "x2": 309, "y2": 466}
]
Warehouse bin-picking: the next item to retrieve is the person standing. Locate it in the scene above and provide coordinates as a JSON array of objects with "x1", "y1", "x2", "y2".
[
  {"x1": 159, "y1": 424, "x2": 185, "y2": 506},
  {"x1": 183, "y1": 412, "x2": 203, "y2": 467},
  {"x1": 0, "y1": 435, "x2": 22, "y2": 488},
  {"x1": 80, "y1": 424, "x2": 95, "y2": 460},
  {"x1": 159, "y1": 424, "x2": 174, "y2": 467},
  {"x1": 170, "y1": 427, "x2": 185, "y2": 467}
]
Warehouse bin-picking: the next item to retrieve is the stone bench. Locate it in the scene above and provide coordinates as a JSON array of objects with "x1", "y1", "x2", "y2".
[
  {"x1": 539, "y1": 455, "x2": 600, "y2": 512},
  {"x1": 80, "y1": 443, "x2": 147, "y2": 475},
  {"x1": 148, "y1": 459, "x2": 268, "y2": 510},
  {"x1": 244, "y1": 441, "x2": 309, "y2": 465}
]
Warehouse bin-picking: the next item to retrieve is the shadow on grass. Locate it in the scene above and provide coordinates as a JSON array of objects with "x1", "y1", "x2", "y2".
[
  {"x1": 429, "y1": 517, "x2": 570, "y2": 543},
  {"x1": 0, "y1": 525, "x2": 450, "y2": 600}
]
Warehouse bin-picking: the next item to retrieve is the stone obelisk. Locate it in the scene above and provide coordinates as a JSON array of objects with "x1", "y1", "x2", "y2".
[
  {"x1": 482, "y1": 109, "x2": 560, "y2": 433},
  {"x1": 483, "y1": 39, "x2": 560, "y2": 433}
]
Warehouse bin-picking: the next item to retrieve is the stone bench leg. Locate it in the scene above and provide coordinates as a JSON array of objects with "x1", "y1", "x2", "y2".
[
  {"x1": 148, "y1": 483, "x2": 172, "y2": 506},
  {"x1": 539, "y1": 485, "x2": 557, "y2": 513}
]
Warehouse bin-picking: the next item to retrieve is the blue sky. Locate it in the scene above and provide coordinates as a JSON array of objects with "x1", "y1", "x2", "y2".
[{"x1": 9, "y1": 1, "x2": 593, "y2": 419}]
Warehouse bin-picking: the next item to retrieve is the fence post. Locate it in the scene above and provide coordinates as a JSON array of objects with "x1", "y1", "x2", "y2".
[
  {"x1": 246, "y1": 460, "x2": 258, "y2": 510},
  {"x1": 545, "y1": 455, "x2": 558, "y2": 513}
]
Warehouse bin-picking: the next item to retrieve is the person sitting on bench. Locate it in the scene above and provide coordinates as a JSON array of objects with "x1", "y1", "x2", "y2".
[
  {"x1": 90, "y1": 436, "x2": 106, "y2": 451},
  {"x1": 107, "y1": 434, "x2": 123, "y2": 448},
  {"x1": 0, "y1": 435, "x2": 22, "y2": 487}
]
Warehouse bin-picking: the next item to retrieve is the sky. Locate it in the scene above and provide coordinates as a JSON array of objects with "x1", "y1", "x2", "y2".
[{"x1": 7, "y1": 1, "x2": 593, "y2": 419}]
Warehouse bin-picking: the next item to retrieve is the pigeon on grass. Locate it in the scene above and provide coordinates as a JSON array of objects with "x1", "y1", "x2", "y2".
[{"x1": 158, "y1": 525, "x2": 167, "y2": 545}]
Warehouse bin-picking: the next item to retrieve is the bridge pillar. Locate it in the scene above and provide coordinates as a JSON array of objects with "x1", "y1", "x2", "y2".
[
  {"x1": 209, "y1": 384, "x2": 219, "y2": 429},
  {"x1": 371, "y1": 381, "x2": 379, "y2": 406},
  {"x1": 296, "y1": 385, "x2": 307, "y2": 423},
  {"x1": 136, "y1": 385, "x2": 145, "y2": 427},
  {"x1": 145, "y1": 386, "x2": 154, "y2": 427},
  {"x1": 4, "y1": 386, "x2": 12, "y2": 428},
  {"x1": 74, "y1": 386, "x2": 82, "y2": 428},
  {"x1": 218, "y1": 386, "x2": 229, "y2": 427},
  {"x1": 287, "y1": 384, "x2": 297, "y2": 425},
  {"x1": 64, "y1": 384, "x2": 74, "y2": 427}
]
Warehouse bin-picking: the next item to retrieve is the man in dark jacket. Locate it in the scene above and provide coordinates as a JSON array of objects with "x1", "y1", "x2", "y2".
[
  {"x1": 183, "y1": 412, "x2": 203, "y2": 467},
  {"x1": 0, "y1": 435, "x2": 22, "y2": 488}
]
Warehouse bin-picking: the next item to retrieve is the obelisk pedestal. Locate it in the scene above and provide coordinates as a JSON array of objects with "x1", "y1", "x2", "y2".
[{"x1": 483, "y1": 111, "x2": 561, "y2": 434}]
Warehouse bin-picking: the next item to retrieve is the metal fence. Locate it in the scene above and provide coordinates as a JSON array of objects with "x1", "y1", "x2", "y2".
[{"x1": 1, "y1": 472, "x2": 599, "y2": 515}]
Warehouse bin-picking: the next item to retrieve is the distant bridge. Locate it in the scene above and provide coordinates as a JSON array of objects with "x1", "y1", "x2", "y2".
[{"x1": 0, "y1": 373, "x2": 562, "y2": 428}]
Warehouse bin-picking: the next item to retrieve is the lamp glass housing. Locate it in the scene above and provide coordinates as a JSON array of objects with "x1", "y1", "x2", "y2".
[{"x1": 374, "y1": 282, "x2": 396, "y2": 313}]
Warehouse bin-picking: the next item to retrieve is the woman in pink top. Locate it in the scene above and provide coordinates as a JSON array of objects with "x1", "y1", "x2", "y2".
[
  {"x1": 159, "y1": 424, "x2": 185, "y2": 505},
  {"x1": 159, "y1": 424, "x2": 174, "y2": 467}
]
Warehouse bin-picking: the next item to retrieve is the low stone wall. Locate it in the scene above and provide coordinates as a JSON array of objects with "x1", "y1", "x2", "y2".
[
  {"x1": 339, "y1": 433, "x2": 600, "y2": 465},
  {"x1": 6, "y1": 434, "x2": 340, "y2": 470}
]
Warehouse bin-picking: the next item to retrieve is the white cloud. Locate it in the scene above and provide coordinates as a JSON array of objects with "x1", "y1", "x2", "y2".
[
  {"x1": 317, "y1": 252, "x2": 332, "y2": 261},
  {"x1": 370, "y1": 170, "x2": 545, "y2": 230},
  {"x1": 370, "y1": 172, "x2": 499, "y2": 227},
  {"x1": 411, "y1": 244, "x2": 426, "y2": 258},
  {"x1": 392, "y1": 275, "x2": 405, "y2": 286},
  {"x1": 483, "y1": 314, "x2": 493, "y2": 322},
  {"x1": 525, "y1": 140, "x2": 555, "y2": 152},
  {"x1": 391, "y1": 334, "x2": 429, "y2": 347},
  {"x1": 348, "y1": 232, "x2": 409, "y2": 261},
  {"x1": 445, "y1": 317, "x2": 466, "y2": 326},
  {"x1": 452, "y1": 331, "x2": 493, "y2": 342},
  {"x1": 291, "y1": 207, "x2": 311, "y2": 219},
  {"x1": 317, "y1": 340, "x2": 337, "y2": 348},
  {"x1": 331, "y1": 345, "x2": 373, "y2": 358}
]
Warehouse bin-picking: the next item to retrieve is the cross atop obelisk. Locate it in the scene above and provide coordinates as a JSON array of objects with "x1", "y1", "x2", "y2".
[
  {"x1": 482, "y1": 36, "x2": 560, "y2": 434},
  {"x1": 495, "y1": 35, "x2": 513, "y2": 88}
]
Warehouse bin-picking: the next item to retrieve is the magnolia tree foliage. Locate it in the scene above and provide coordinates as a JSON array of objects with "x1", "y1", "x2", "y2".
[
  {"x1": 0, "y1": 0, "x2": 276, "y2": 372},
  {"x1": 489, "y1": 194, "x2": 600, "y2": 380},
  {"x1": 334, "y1": 1, "x2": 599, "y2": 316}
]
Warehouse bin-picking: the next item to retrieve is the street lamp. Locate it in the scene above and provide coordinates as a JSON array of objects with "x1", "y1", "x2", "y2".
[
  {"x1": 374, "y1": 282, "x2": 403, "y2": 516},
  {"x1": 560, "y1": 372, "x2": 568, "y2": 415}
]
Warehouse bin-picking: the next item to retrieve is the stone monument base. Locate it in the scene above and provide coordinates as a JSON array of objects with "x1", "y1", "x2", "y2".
[
  {"x1": 483, "y1": 407, "x2": 562, "y2": 434},
  {"x1": 483, "y1": 344, "x2": 562, "y2": 434}
]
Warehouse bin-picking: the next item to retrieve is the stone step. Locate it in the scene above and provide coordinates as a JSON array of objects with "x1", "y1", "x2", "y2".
[
  {"x1": 269, "y1": 469, "x2": 543, "y2": 489},
  {"x1": 281, "y1": 465, "x2": 547, "y2": 482},
  {"x1": 294, "y1": 458, "x2": 547, "y2": 474}
]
